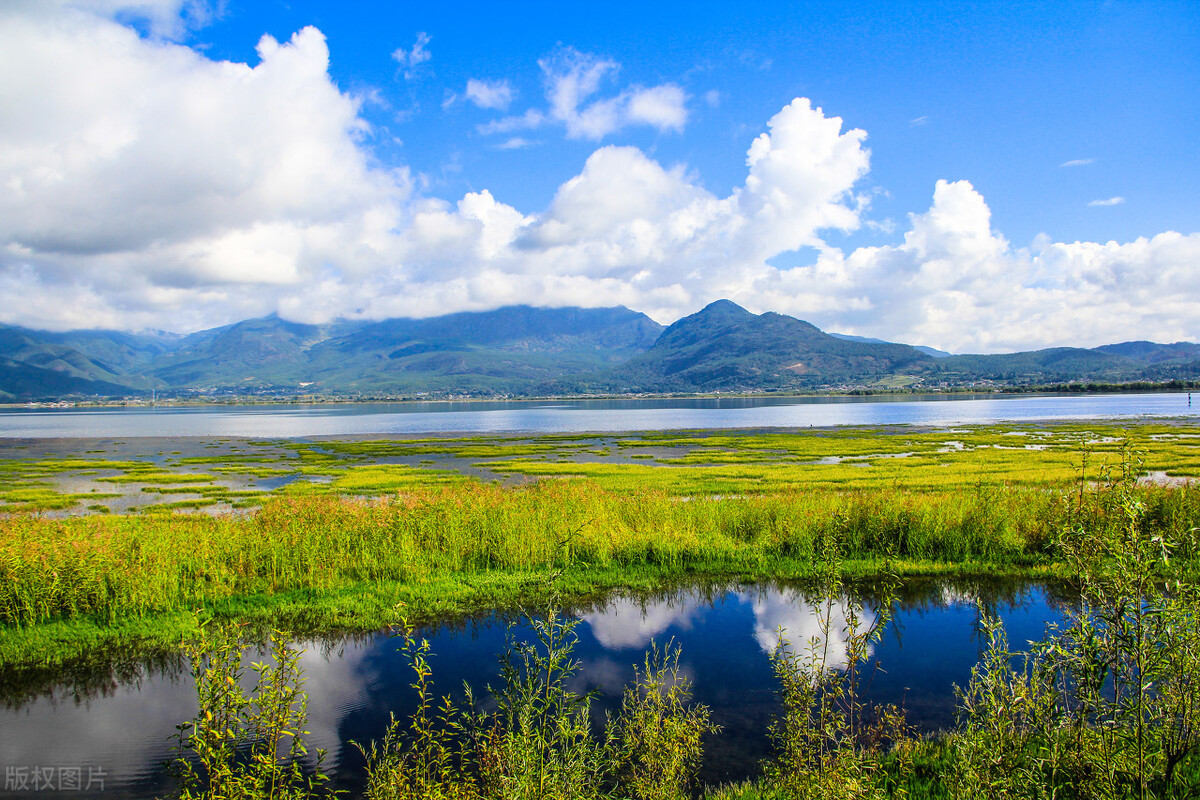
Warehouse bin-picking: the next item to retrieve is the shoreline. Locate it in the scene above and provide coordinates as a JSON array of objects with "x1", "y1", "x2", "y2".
[{"x1": 4, "y1": 381, "x2": 1198, "y2": 411}]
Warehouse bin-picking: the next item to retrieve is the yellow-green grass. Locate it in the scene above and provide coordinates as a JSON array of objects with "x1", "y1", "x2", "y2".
[
  {"x1": 208, "y1": 465, "x2": 298, "y2": 477},
  {"x1": 174, "y1": 454, "x2": 292, "y2": 465},
  {"x1": 3, "y1": 475, "x2": 1199, "y2": 667},
  {"x1": 5, "y1": 422, "x2": 1200, "y2": 517},
  {"x1": 475, "y1": 450, "x2": 1083, "y2": 494},
  {"x1": 96, "y1": 471, "x2": 216, "y2": 484},
  {"x1": 312, "y1": 436, "x2": 599, "y2": 460},
  {"x1": 0, "y1": 458, "x2": 146, "y2": 475},
  {"x1": 468, "y1": 424, "x2": 1200, "y2": 494},
  {"x1": 323, "y1": 464, "x2": 471, "y2": 493},
  {"x1": 136, "y1": 498, "x2": 220, "y2": 513},
  {"x1": 141, "y1": 486, "x2": 266, "y2": 498},
  {"x1": 0, "y1": 484, "x2": 121, "y2": 513}
]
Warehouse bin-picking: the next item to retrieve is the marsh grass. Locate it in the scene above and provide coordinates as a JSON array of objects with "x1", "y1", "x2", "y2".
[
  {"x1": 5, "y1": 421, "x2": 1200, "y2": 516},
  {"x1": 98, "y1": 471, "x2": 217, "y2": 484},
  {"x1": 2, "y1": 477, "x2": 1198, "y2": 635}
]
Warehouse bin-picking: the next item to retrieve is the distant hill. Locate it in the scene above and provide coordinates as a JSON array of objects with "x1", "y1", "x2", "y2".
[
  {"x1": 81, "y1": 305, "x2": 662, "y2": 398},
  {"x1": 1094, "y1": 341, "x2": 1200, "y2": 364},
  {"x1": 149, "y1": 316, "x2": 359, "y2": 389},
  {"x1": 830, "y1": 332, "x2": 953, "y2": 358},
  {"x1": 3, "y1": 302, "x2": 1199, "y2": 399},
  {"x1": 934, "y1": 348, "x2": 1138, "y2": 383},
  {"x1": 0, "y1": 355, "x2": 139, "y2": 401},
  {"x1": 0, "y1": 324, "x2": 170, "y2": 398},
  {"x1": 291, "y1": 305, "x2": 664, "y2": 395},
  {"x1": 606, "y1": 300, "x2": 936, "y2": 391}
]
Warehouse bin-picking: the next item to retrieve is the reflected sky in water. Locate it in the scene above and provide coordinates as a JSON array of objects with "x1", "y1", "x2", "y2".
[
  {"x1": 0, "y1": 578, "x2": 1070, "y2": 798},
  {"x1": 2, "y1": 392, "x2": 1196, "y2": 438}
]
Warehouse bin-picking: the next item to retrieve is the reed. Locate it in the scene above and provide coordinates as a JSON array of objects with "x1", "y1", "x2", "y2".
[{"x1": 2, "y1": 480, "x2": 1198, "y2": 634}]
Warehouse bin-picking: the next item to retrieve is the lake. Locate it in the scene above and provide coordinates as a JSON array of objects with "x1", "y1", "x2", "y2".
[
  {"x1": 0, "y1": 577, "x2": 1072, "y2": 798},
  {"x1": 1, "y1": 391, "x2": 1197, "y2": 438}
]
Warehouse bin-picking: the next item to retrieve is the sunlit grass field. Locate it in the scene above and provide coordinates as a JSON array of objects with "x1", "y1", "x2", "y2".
[
  {"x1": 3, "y1": 420, "x2": 1200, "y2": 514},
  {"x1": 2, "y1": 419, "x2": 1199, "y2": 667}
]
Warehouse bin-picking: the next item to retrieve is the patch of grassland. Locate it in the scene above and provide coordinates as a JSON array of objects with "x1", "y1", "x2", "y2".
[
  {"x1": 3, "y1": 421, "x2": 1199, "y2": 668},
  {"x1": 174, "y1": 454, "x2": 290, "y2": 465},
  {"x1": 468, "y1": 423, "x2": 1200, "y2": 494},
  {"x1": 0, "y1": 485, "x2": 108, "y2": 512},
  {"x1": 475, "y1": 450, "x2": 1080, "y2": 494},
  {"x1": 324, "y1": 464, "x2": 472, "y2": 493},
  {"x1": 0, "y1": 458, "x2": 146, "y2": 475},
  {"x1": 136, "y1": 498, "x2": 220, "y2": 513},
  {"x1": 313, "y1": 436, "x2": 600, "y2": 460},
  {"x1": 97, "y1": 471, "x2": 216, "y2": 484},
  {"x1": 2, "y1": 474, "x2": 1197, "y2": 668},
  {"x1": 208, "y1": 465, "x2": 297, "y2": 477}
]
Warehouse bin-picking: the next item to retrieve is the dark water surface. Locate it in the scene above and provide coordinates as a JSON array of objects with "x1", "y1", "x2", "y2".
[
  {"x1": 0, "y1": 578, "x2": 1073, "y2": 798},
  {"x1": 2, "y1": 392, "x2": 1197, "y2": 438}
]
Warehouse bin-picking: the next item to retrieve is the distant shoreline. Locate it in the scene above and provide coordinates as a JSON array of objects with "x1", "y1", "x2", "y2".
[{"x1": 5, "y1": 379, "x2": 1198, "y2": 410}]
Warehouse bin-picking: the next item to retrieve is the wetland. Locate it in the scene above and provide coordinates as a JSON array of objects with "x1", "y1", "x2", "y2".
[{"x1": 2, "y1": 398, "x2": 1200, "y2": 798}]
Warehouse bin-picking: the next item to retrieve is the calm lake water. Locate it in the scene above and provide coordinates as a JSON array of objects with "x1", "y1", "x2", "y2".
[
  {"x1": 0, "y1": 578, "x2": 1072, "y2": 798},
  {"x1": 1, "y1": 392, "x2": 1197, "y2": 438}
]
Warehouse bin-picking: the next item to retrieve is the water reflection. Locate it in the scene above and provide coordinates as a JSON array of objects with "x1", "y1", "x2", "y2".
[
  {"x1": 0, "y1": 577, "x2": 1071, "y2": 797},
  {"x1": 739, "y1": 588, "x2": 878, "y2": 669},
  {"x1": 583, "y1": 596, "x2": 707, "y2": 649}
]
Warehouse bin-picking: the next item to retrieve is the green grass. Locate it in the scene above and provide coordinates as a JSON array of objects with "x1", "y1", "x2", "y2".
[
  {"x1": 97, "y1": 471, "x2": 216, "y2": 484},
  {"x1": 2, "y1": 475, "x2": 1198, "y2": 668},
  {"x1": 3, "y1": 420, "x2": 1200, "y2": 668},
  {"x1": 5, "y1": 421, "x2": 1200, "y2": 516}
]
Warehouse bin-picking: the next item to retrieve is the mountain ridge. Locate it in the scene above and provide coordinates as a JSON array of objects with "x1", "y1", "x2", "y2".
[{"x1": 2, "y1": 303, "x2": 1198, "y2": 400}]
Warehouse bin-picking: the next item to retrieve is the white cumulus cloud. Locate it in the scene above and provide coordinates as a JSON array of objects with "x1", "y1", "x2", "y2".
[
  {"x1": 583, "y1": 596, "x2": 706, "y2": 649},
  {"x1": 1088, "y1": 196, "x2": 1125, "y2": 207},
  {"x1": 55, "y1": 0, "x2": 220, "y2": 39},
  {"x1": 465, "y1": 78, "x2": 514, "y2": 111},
  {"x1": 0, "y1": 4, "x2": 409, "y2": 330},
  {"x1": 2, "y1": 4, "x2": 1199, "y2": 354}
]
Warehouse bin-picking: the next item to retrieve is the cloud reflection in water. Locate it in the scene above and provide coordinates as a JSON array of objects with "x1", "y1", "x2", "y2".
[
  {"x1": 582, "y1": 595, "x2": 708, "y2": 649},
  {"x1": 740, "y1": 588, "x2": 878, "y2": 671}
]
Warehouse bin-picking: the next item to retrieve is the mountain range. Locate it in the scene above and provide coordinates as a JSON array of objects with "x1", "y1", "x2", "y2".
[{"x1": 3, "y1": 301, "x2": 1200, "y2": 400}]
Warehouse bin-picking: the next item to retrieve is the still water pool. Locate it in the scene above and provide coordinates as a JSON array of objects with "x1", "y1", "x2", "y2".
[{"x1": 0, "y1": 577, "x2": 1073, "y2": 798}]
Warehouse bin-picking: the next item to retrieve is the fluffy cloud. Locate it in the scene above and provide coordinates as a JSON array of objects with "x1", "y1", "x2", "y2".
[
  {"x1": 3, "y1": 4, "x2": 1199, "y2": 353},
  {"x1": 480, "y1": 47, "x2": 689, "y2": 140},
  {"x1": 56, "y1": 0, "x2": 218, "y2": 38},
  {"x1": 465, "y1": 78, "x2": 514, "y2": 111},
  {"x1": 759, "y1": 182, "x2": 1200, "y2": 353},
  {"x1": 356, "y1": 97, "x2": 868, "y2": 324},
  {"x1": 0, "y1": 4, "x2": 408, "y2": 330}
]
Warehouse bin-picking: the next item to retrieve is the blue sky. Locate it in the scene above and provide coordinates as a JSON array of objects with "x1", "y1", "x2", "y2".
[
  {"x1": 192, "y1": 0, "x2": 1197, "y2": 247},
  {"x1": 0, "y1": 0, "x2": 1197, "y2": 352}
]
